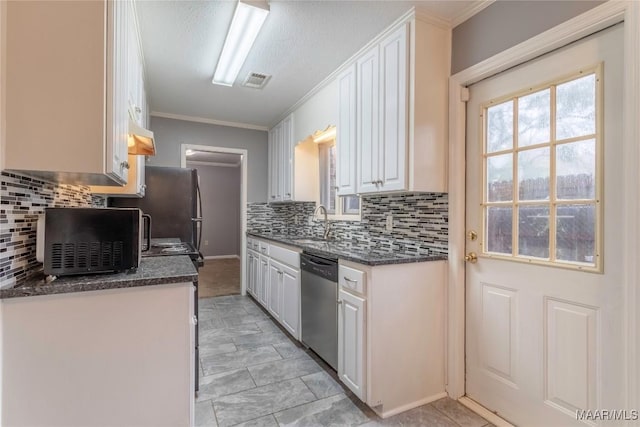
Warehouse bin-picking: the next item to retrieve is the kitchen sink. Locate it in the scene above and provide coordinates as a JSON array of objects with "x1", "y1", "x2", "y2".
[{"x1": 292, "y1": 238, "x2": 327, "y2": 244}]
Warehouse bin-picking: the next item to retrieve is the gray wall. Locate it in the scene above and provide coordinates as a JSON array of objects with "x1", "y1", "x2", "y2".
[
  {"x1": 452, "y1": 1, "x2": 605, "y2": 74},
  {"x1": 188, "y1": 162, "x2": 241, "y2": 257},
  {"x1": 149, "y1": 116, "x2": 268, "y2": 202}
]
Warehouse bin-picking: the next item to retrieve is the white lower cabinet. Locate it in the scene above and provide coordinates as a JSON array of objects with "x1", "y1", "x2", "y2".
[
  {"x1": 259, "y1": 254, "x2": 270, "y2": 308},
  {"x1": 246, "y1": 249, "x2": 255, "y2": 296},
  {"x1": 338, "y1": 288, "x2": 366, "y2": 400},
  {"x1": 337, "y1": 259, "x2": 446, "y2": 418},
  {"x1": 276, "y1": 260, "x2": 300, "y2": 339},
  {"x1": 247, "y1": 238, "x2": 300, "y2": 340},
  {"x1": 268, "y1": 261, "x2": 282, "y2": 321}
]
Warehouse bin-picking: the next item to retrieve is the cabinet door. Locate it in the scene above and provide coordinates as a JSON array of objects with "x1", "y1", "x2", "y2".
[
  {"x1": 246, "y1": 251, "x2": 254, "y2": 296},
  {"x1": 280, "y1": 264, "x2": 299, "y2": 339},
  {"x1": 338, "y1": 289, "x2": 366, "y2": 401},
  {"x1": 259, "y1": 255, "x2": 270, "y2": 308},
  {"x1": 281, "y1": 116, "x2": 294, "y2": 201},
  {"x1": 268, "y1": 126, "x2": 281, "y2": 202},
  {"x1": 337, "y1": 64, "x2": 357, "y2": 195},
  {"x1": 110, "y1": 0, "x2": 131, "y2": 183},
  {"x1": 268, "y1": 262, "x2": 282, "y2": 320},
  {"x1": 378, "y1": 24, "x2": 408, "y2": 192},
  {"x1": 90, "y1": 153, "x2": 145, "y2": 197},
  {"x1": 356, "y1": 46, "x2": 380, "y2": 194}
]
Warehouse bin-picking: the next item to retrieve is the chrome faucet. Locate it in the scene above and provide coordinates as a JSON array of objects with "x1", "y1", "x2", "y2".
[{"x1": 313, "y1": 205, "x2": 331, "y2": 240}]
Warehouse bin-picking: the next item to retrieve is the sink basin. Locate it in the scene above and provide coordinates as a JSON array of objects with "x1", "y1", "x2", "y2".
[{"x1": 292, "y1": 238, "x2": 327, "y2": 244}]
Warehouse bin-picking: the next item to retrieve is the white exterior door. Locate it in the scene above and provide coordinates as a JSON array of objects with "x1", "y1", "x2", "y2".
[{"x1": 465, "y1": 25, "x2": 624, "y2": 426}]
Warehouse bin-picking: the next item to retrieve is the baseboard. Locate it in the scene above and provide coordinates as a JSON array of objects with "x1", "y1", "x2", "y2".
[
  {"x1": 374, "y1": 392, "x2": 448, "y2": 419},
  {"x1": 204, "y1": 255, "x2": 240, "y2": 260},
  {"x1": 458, "y1": 396, "x2": 514, "y2": 427}
]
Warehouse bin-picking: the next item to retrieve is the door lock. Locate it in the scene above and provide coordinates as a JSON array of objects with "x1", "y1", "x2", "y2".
[
  {"x1": 467, "y1": 230, "x2": 478, "y2": 241},
  {"x1": 465, "y1": 252, "x2": 478, "y2": 263}
]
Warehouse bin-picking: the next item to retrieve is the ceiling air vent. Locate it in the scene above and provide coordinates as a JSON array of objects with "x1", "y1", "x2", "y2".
[{"x1": 242, "y1": 72, "x2": 271, "y2": 89}]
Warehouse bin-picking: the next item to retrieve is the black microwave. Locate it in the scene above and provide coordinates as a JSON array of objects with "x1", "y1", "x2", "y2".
[{"x1": 36, "y1": 207, "x2": 151, "y2": 276}]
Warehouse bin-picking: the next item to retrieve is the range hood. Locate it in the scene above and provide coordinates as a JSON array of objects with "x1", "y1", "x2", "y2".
[{"x1": 128, "y1": 119, "x2": 156, "y2": 156}]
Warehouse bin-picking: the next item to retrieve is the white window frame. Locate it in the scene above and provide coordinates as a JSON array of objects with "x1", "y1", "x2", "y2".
[
  {"x1": 318, "y1": 140, "x2": 361, "y2": 221},
  {"x1": 480, "y1": 64, "x2": 603, "y2": 272}
]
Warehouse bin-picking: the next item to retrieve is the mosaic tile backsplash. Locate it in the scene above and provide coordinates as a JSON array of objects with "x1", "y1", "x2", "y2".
[
  {"x1": 0, "y1": 172, "x2": 94, "y2": 288},
  {"x1": 247, "y1": 193, "x2": 448, "y2": 255}
]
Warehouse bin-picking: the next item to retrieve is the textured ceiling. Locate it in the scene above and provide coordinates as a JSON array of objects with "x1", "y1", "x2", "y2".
[{"x1": 136, "y1": 0, "x2": 474, "y2": 129}]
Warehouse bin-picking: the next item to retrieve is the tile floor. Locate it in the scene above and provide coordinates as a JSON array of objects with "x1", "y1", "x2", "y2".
[{"x1": 196, "y1": 295, "x2": 492, "y2": 427}]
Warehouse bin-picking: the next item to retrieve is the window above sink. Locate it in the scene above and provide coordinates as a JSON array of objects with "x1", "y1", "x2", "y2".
[{"x1": 315, "y1": 127, "x2": 361, "y2": 221}]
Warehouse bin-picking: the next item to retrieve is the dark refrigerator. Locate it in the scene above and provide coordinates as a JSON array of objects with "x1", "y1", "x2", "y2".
[
  {"x1": 109, "y1": 165, "x2": 202, "y2": 393},
  {"x1": 110, "y1": 166, "x2": 200, "y2": 246}
]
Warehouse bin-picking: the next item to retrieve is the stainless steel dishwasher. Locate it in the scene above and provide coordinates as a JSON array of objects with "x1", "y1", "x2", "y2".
[{"x1": 300, "y1": 251, "x2": 338, "y2": 370}]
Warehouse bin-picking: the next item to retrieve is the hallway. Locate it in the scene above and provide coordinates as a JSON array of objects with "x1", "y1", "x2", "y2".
[{"x1": 198, "y1": 259, "x2": 241, "y2": 298}]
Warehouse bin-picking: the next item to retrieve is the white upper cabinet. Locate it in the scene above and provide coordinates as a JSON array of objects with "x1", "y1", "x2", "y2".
[
  {"x1": 268, "y1": 114, "x2": 305, "y2": 203},
  {"x1": 4, "y1": 0, "x2": 132, "y2": 185},
  {"x1": 336, "y1": 64, "x2": 357, "y2": 196},
  {"x1": 356, "y1": 46, "x2": 381, "y2": 194},
  {"x1": 90, "y1": 0, "x2": 148, "y2": 197},
  {"x1": 337, "y1": 16, "x2": 449, "y2": 195},
  {"x1": 268, "y1": 123, "x2": 282, "y2": 202},
  {"x1": 281, "y1": 115, "x2": 294, "y2": 201},
  {"x1": 378, "y1": 24, "x2": 408, "y2": 192}
]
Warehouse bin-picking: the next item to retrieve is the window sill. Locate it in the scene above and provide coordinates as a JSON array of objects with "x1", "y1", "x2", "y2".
[{"x1": 327, "y1": 213, "x2": 361, "y2": 222}]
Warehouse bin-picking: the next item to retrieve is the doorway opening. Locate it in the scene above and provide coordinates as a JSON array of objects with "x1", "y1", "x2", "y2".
[{"x1": 181, "y1": 144, "x2": 248, "y2": 298}]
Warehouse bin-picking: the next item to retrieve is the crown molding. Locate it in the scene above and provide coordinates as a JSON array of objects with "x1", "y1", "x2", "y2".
[
  {"x1": 451, "y1": 0, "x2": 496, "y2": 28},
  {"x1": 150, "y1": 111, "x2": 269, "y2": 132},
  {"x1": 271, "y1": 6, "x2": 421, "y2": 128}
]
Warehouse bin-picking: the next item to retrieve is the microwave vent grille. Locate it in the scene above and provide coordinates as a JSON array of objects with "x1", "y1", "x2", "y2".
[{"x1": 48, "y1": 241, "x2": 125, "y2": 274}]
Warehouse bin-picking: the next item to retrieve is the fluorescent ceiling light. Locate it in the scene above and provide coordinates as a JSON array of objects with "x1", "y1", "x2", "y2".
[{"x1": 212, "y1": 1, "x2": 270, "y2": 86}]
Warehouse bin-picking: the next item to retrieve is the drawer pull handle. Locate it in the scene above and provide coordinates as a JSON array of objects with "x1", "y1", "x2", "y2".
[
  {"x1": 337, "y1": 300, "x2": 343, "y2": 305},
  {"x1": 343, "y1": 277, "x2": 357, "y2": 283}
]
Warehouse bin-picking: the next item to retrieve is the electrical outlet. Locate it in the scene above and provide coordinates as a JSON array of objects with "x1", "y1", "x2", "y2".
[
  {"x1": 204, "y1": 240, "x2": 209, "y2": 246},
  {"x1": 386, "y1": 215, "x2": 393, "y2": 231}
]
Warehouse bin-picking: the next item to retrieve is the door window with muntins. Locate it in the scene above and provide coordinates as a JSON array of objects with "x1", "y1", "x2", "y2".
[{"x1": 481, "y1": 65, "x2": 602, "y2": 271}]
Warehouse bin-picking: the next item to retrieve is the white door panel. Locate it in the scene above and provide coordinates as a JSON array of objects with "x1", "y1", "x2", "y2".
[{"x1": 465, "y1": 25, "x2": 624, "y2": 426}]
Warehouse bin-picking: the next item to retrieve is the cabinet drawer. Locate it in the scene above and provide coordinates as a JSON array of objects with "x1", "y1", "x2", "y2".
[
  {"x1": 259, "y1": 241, "x2": 269, "y2": 255},
  {"x1": 269, "y1": 244, "x2": 299, "y2": 269},
  {"x1": 339, "y1": 265, "x2": 366, "y2": 295}
]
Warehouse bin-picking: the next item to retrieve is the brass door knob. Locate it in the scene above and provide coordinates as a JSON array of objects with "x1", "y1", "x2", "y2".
[{"x1": 465, "y1": 252, "x2": 478, "y2": 263}]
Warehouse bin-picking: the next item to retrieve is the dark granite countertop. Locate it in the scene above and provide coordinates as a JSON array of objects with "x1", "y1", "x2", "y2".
[
  {"x1": 247, "y1": 232, "x2": 447, "y2": 266},
  {"x1": 0, "y1": 256, "x2": 198, "y2": 300}
]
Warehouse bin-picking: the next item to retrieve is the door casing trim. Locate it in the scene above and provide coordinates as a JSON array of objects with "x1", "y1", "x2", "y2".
[
  {"x1": 180, "y1": 144, "x2": 248, "y2": 295},
  {"x1": 447, "y1": 2, "x2": 640, "y2": 416}
]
